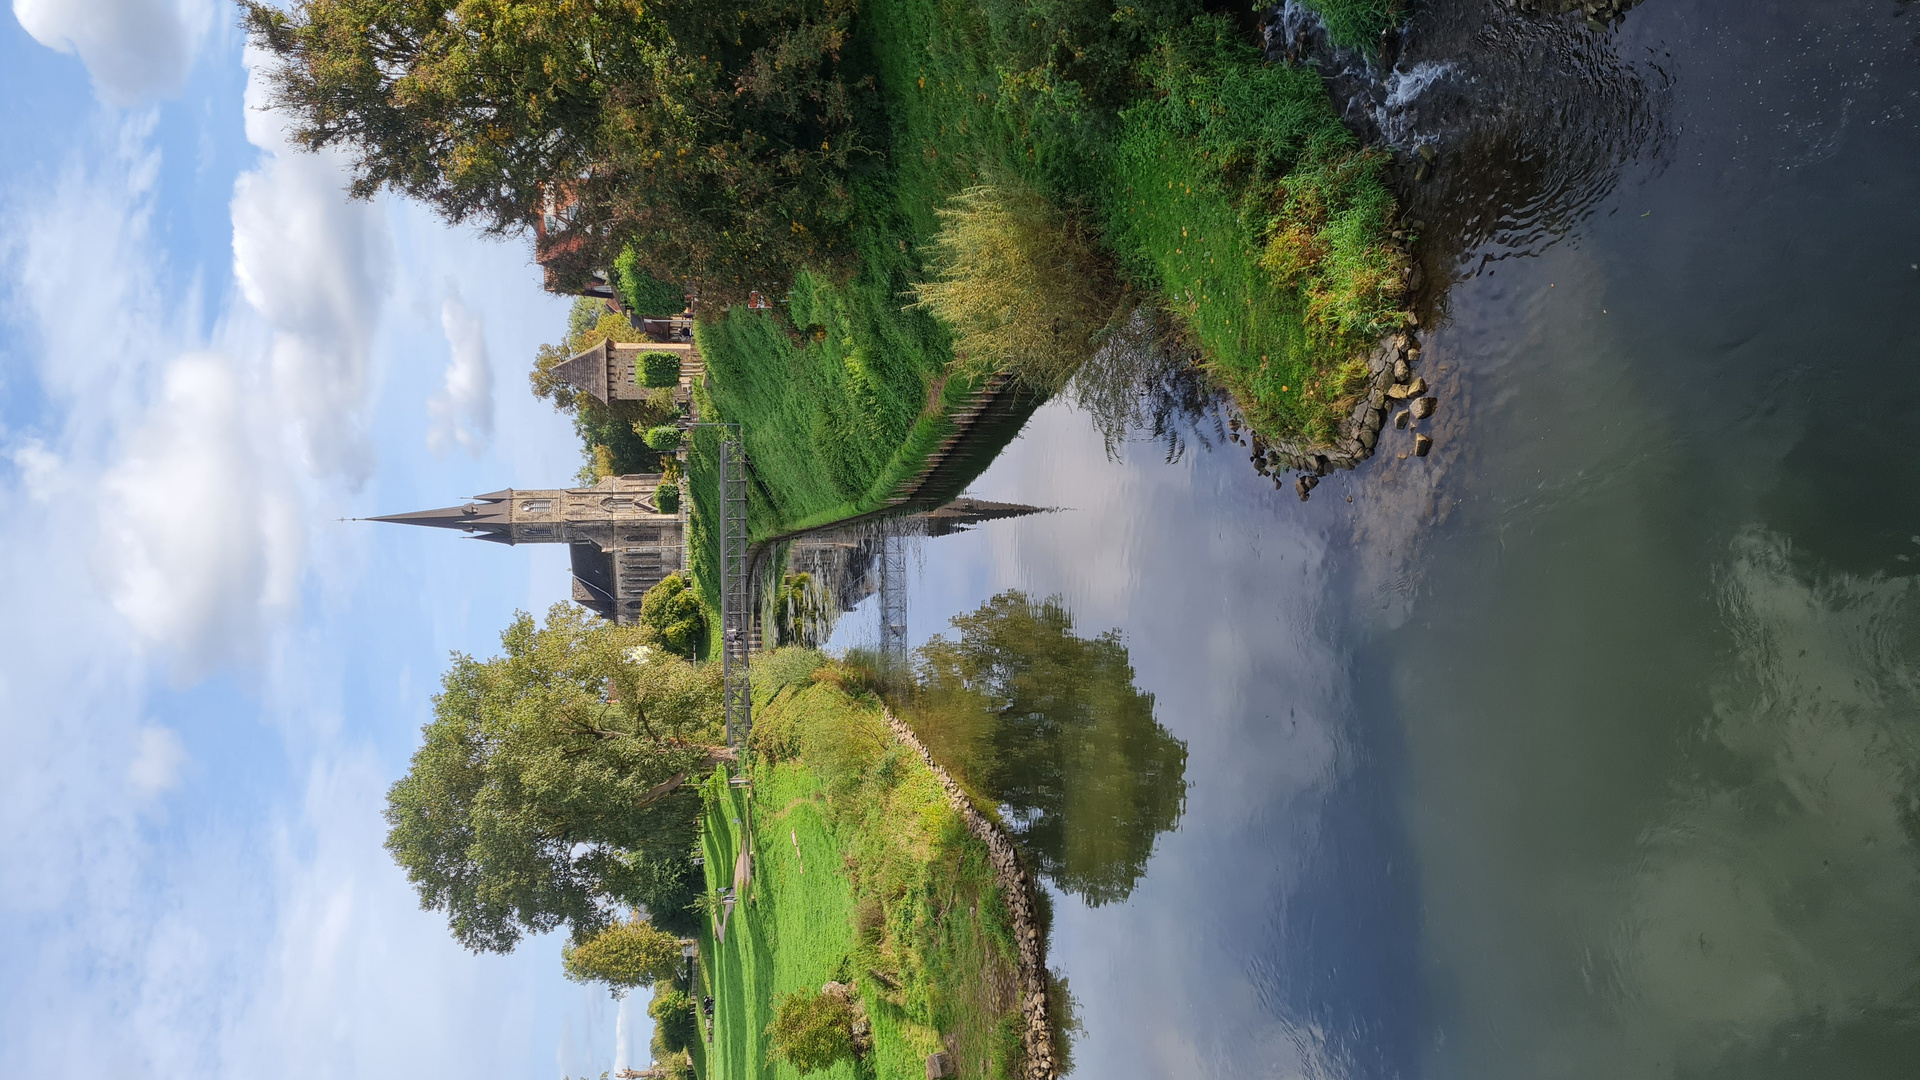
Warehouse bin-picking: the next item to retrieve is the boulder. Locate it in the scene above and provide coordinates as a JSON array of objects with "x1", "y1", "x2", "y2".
[
  {"x1": 1386, "y1": 378, "x2": 1428, "y2": 400},
  {"x1": 1414, "y1": 433, "x2": 1433, "y2": 457},
  {"x1": 1394, "y1": 410, "x2": 1409, "y2": 429},
  {"x1": 1393, "y1": 358, "x2": 1410, "y2": 382},
  {"x1": 1411, "y1": 396, "x2": 1437, "y2": 419},
  {"x1": 1295, "y1": 474, "x2": 1318, "y2": 501},
  {"x1": 926, "y1": 1051, "x2": 957, "y2": 1079}
]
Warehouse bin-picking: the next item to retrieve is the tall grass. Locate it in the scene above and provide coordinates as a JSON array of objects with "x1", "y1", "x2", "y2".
[{"x1": 911, "y1": 182, "x2": 1124, "y2": 392}]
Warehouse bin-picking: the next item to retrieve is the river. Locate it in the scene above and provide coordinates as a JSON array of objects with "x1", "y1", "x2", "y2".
[{"x1": 825, "y1": 0, "x2": 1920, "y2": 1075}]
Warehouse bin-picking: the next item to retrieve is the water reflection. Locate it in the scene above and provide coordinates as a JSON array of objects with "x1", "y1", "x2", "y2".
[{"x1": 904, "y1": 591, "x2": 1190, "y2": 907}]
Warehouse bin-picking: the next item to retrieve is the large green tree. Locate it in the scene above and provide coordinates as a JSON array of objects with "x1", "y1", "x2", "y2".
[
  {"x1": 385, "y1": 605, "x2": 729, "y2": 952},
  {"x1": 915, "y1": 591, "x2": 1189, "y2": 906},
  {"x1": 240, "y1": 0, "x2": 871, "y2": 303}
]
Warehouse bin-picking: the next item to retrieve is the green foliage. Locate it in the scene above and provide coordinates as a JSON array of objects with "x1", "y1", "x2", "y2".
[
  {"x1": 643, "y1": 425, "x2": 684, "y2": 451},
  {"x1": 649, "y1": 985, "x2": 699, "y2": 1053},
  {"x1": 654, "y1": 481, "x2": 681, "y2": 515},
  {"x1": 242, "y1": 0, "x2": 878, "y2": 303},
  {"x1": 911, "y1": 183, "x2": 1123, "y2": 392},
  {"x1": 563, "y1": 915, "x2": 684, "y2": 994},
  {"x1": 914, "y1": 591, "x2": 1189, "y2": 906},
  {"x1": 1297, "y1": 0, "x2": 1404, "y2": 52},
  {"x1": 612, "y1": 249, "x2": 687, "y2": 317},
  {"x1": 638, "y1": 573, "x2": 706, "y2": 659},
  {"x1": 767, "y1": 989, "x2": 857, "y2": 1073},
  {"x1": 639, "y1": 352, "x2": 683, "y2": 389},
  {"x1": 750, "y1": 647, "x2": 829, "y2": 702},
  {"x1": 1107, "y1": 18, "x2": 1404, "y2": 442},
  {"x1": 383, "y1": 605, "x2": 724, "y2": 952}
]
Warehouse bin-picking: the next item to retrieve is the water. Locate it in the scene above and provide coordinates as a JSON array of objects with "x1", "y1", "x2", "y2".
[{"x1": 833, "y1": 0, "x2": 1920, "y2": 1075}]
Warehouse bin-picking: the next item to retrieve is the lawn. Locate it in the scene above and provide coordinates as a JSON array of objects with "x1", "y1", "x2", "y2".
[{"x1": 694, "y1": 654, "x2": 1028, "y2": 1079}]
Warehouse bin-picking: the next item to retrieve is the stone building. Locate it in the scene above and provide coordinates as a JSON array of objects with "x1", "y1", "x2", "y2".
[
  {"x1": 554, "y1": 337, "x2": 697, "y2": 405},
  {"x1": 370, "y1": 474, "x2": 683, "y2": 625}
]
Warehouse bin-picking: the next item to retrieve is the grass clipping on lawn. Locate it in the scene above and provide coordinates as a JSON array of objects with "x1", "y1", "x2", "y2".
[{"x1": 911, "y1": 183, "x2": 1123, "y2": 393}]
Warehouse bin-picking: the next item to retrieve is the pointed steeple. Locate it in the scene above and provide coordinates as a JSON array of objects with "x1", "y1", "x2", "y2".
[{"x1": 367, "y1": 500, "x2": 512, "y2": 536}]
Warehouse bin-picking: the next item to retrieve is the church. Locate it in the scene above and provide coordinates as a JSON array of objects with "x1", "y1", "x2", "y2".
[{"x1": 370, "y1": 474, "x2": 685, "y2": 625}]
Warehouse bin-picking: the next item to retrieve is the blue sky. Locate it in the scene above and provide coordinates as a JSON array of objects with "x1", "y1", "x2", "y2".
[{"x1": 0, "y1": 2, "x2": 647, "y2": 1075}]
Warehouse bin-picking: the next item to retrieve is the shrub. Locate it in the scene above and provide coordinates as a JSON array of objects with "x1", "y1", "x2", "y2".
[
  {"x1": 911, "y1": 182, "x2": 1122, "y2": 393},
  {"x1": 654, "y1": 481, "x2": 681, "y2": 514},
  {"x1": 639, "y1": 351, "x2": 682, "y2": 389},
  {"x1": 639, "y1": 573, "x2": 705, "y2": 658},
  {"x1": 643, "y1": 425, "x2": 684, "y2": 451},
  {"x1": 561, "y1": 917, "x2": 683, "y2": 995},
  {"x1": 613, "y1": 249, "x2": 687, "y2": 317},
  {"x1": 766, "y1": 988, "x2": 857, "y2": 1073},
  {"x1": 648, "y1": 985, "x2": 698, "y2": 1053}
]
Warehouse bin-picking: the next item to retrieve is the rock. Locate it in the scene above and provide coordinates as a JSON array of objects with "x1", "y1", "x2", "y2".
[
  {"x1": 1295, "y1": 474, "x2": 1318, "y2": 501},
  {"x1": 1368, "y1": 385, "x2": 1388, "y2": 410},
  {"x1": 1415, "y1": 433, "x2": 1433, "y2": 457},
  {"x1": 1408, "y1": 262, "x2": 1425, "y2": 290},
  {"x1": 1357, "y1": 425, "x2": 1377, "y2": 451},
  {"x1": 1386, "y1": 377, "x2": 1428, "y2": 400},
  {"x1": 926, "y1": 1051, "x2": 957, "y2": 1079},
  {"x1": 1411, "y1": 396, "x2": 1437, "y2": 419},
  {"x1": 822, "y1": 981, "x2": 854, "y2": 1000},
  {"x1": 1392, "y1": 358, "x2": 1410, "y2": 382},
  {"x1": 1406, "y1": 345, "x2": 1421, "y2": 363},
  {"x1": 1393, "y1": 332, "x2": 1413, "y2": 353},
  {"x1": 1394, "y1": 410, "x2": 1409, "y2": 429},
  {"x1": 1417, "y1": 142, "x2": 1437, "y2": 163},
  {"x1": 1406, "y1": 310, "x2": 1421, "y2": 327}
]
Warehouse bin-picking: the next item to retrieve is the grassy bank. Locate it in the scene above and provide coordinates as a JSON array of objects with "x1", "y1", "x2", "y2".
[
  {"x1": 695, "y1": 654, "x2": 1029, "y2": 1079},
  {"x1": 681, "y1": 5, "x2": 1410, "y2": 629}
]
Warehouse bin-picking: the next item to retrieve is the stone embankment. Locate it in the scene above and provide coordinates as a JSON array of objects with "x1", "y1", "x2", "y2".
[
  {"x1": 1241, "y1": 325, "x2": 1439, "y2": 499},
  {"x1": 879, "y1": 707, "x2": 1057, "y2": 1080}
]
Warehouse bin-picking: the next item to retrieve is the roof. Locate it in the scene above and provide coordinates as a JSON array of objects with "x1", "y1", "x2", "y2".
[{"x1": 555, "y1": 339, "x2": 610, "y2": 404}]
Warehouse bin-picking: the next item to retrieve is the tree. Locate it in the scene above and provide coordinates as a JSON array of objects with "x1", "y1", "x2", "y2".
[
  {"x1": 562, "y1": 915, "x2": 685, "y2": 993},
  {"x1": 241, "y1": 0, "x2": 875, "y2": 304},
  {"x1": 385, "y1": 605, "x2": 729, "y2": 952},
  {"x1": 766, "y1": 988, "x2": 856, "y2": 1073},
  {"x1": 915, "y1": 591, "x2": 1189, "y2": 906},
  {"x1": 638, "y1": 574, "x2": 705, "y2": 658},
  {"x1": 648, "y1": 984, "x2": 698, "y2": 1053}
]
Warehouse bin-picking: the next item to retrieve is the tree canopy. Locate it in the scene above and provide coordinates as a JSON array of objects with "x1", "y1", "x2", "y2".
[
  {"x1": 385, "y1": 605, "x2": 727, "y2": 952},
  {"x1": 241, "y1": 0, "x2": 873, "y2": 304},
  {"x1": 561, "y1": 914, "x2": 685, "y2": 992},
  {"x1": 915, "y1": 591, "x2": 1189, "y2": 906}
]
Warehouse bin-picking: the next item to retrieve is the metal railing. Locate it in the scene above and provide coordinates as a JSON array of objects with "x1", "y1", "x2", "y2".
[{"x1": 687, "y1": 422, "x2": 751, "y2": 748}]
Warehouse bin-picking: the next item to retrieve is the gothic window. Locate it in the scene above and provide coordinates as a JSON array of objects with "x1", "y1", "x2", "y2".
[{"x1": 521, "y1": 499, "x2": 553, "y2": 513}]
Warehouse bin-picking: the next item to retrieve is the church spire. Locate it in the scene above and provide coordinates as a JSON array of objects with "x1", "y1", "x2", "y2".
[{"x1": 366, "y1": 499, "x2": 512, "y2": 537}]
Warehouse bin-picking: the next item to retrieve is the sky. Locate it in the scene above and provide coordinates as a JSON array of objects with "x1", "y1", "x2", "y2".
[{"x1": 0, "y1": 2, "x2": 647, "y2": 1076}]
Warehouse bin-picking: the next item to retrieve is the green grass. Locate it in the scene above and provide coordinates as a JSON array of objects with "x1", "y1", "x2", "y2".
[
  {"x1": 1297, "y1": 0, "x2": 1404, "y2": 52},
  {"x1": 695, "y1": 666, "x2": 1028, "y2": 1079},
  {"x1": 681, "y1": 5, "x2": 1408, "y2": 628}
]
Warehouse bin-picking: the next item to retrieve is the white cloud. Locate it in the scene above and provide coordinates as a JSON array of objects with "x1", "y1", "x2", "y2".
[
  {"x1": 232, "y1": 50, "x2": 393, "y2": 485},
  {"x1": 428, "y1": 294, "x2": 496, "y2": 456},
  {"x1": 98, "y1": 352, "x2": 302, "y2": 669},
  {"x1": 13, "y1": 0, "x2": 211, "y2": 105},
  {"x1": 128, "y1": 724, "x2": 188, "y2": 795}
]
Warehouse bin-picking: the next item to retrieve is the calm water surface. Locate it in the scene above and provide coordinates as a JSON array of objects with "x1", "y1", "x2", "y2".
[{"x1": 834, "y1": 0, "x2": 1920, "y2": 1075}]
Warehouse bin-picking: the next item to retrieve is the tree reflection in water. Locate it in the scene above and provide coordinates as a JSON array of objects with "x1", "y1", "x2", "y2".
[{"x1": 906, "y1": 591, "x2": 1189, "y2": 906}]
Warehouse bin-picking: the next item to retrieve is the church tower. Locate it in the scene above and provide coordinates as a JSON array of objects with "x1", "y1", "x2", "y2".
[{"x1": 370, "y1": 474, "x2": 684, "y2": 624}]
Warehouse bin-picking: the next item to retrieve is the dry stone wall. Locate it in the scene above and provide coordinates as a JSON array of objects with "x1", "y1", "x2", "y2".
[{"x1": 880, "y1": 708, "x2": 1057, "y2": 1080}]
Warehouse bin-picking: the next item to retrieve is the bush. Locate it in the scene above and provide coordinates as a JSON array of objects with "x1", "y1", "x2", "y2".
[
  {"x1": 654, "y1": 482, "x2": 681, "y2": 514},
  {"x1": 911, "y1": 183, "x2": 1122, "y2": 392},
  {"x1": 562, "y1": 917, "x2": 683, "y2": 994},
  {"x1": 639, "y1": 573, "x2": 705, "y2": 658},
  {"x1": 613, "y1": 249, "x2": 687, "y2": 316},
  {"x1": 766, "y1": 988, "x2": 857, "y2": 1073},
  {"x1": 639, "y1": 351, "x2": 683, "y2": 389},
  {"x1": 643, "y1": 425, "x2": 684, "y2": 451},
  {"x1": 649, "y1": 985, "x2": 698, "y2": 1053}
]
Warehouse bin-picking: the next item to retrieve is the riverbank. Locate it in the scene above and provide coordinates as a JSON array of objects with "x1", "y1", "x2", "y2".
[{"x1": 693, "y1": 653, "x2": 1050, "y2": 1079}]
